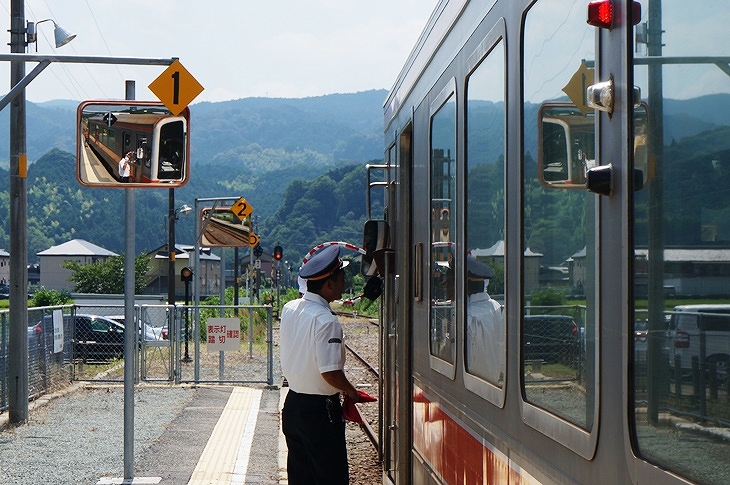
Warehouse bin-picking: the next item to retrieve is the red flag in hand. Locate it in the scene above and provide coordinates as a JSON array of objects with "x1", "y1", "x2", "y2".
[
  {"x1": 342, "y1": 390, "x2": 377, "y2": 424},
  {"x1": 356, "y1": 390, "x2": 377, "y2": 402},
  {"x1": 342, "y1": 395, "x2": 364, "y2": 424}
]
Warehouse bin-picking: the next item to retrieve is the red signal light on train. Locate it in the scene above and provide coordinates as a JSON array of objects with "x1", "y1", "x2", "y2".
[
  {"x1": 587, "y1": 1, "x2": 642, "y2": 29},
  {"x1": 587, "y1": 1, "x2": 613, "y2": 29}
]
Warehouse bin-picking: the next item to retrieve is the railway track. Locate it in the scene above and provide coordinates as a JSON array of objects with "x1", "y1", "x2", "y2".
[{"x1": 340, "y1": 315, "x2": 381, "y2": 456}]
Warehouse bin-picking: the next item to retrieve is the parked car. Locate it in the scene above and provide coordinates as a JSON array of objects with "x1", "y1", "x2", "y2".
[
  {"x1": 107, "y1": 315, "x2": 162, "y2": 341},
  {"x1": 670, "y1": 304, "x2": 730, "y2": 382},
  {"x1": 29, "y1": 313, "x2": 126, "y2": 361},
  {"x1": 523, "y1": 314, "x2": 580, "y2": 364}
]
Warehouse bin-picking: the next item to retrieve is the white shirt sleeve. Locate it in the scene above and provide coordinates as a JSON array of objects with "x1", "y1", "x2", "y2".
[{"x1": 314, "y1": 316, "x2": 345, "y2": 374}]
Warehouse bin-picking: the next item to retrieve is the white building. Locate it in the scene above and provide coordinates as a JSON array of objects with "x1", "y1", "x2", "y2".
[
  {"x1": 0, "y1": 249, "x2": 9, "y2": 285},
  {"x1": 37, "y1": 239, "x2": 118, "y2": 291}
]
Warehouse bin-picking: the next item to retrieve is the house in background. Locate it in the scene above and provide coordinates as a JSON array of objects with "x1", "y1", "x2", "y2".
[
  {"x1": 37, "y1": 239, "x2": 118, "y2": 291},
  {"x1": 0, "y1": 249, "x2": 9, "y2": 285},
  {"x1": 146, "y1": 244, "x2": 221, "y2": 299},
  {"x1": 470, "y1": 240, "x2": 543, "y2": 294}
]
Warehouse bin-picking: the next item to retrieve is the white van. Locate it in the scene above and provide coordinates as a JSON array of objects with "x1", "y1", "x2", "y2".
[{"x1": 671, "y1": 304, "x2": 730, "y2": 382}]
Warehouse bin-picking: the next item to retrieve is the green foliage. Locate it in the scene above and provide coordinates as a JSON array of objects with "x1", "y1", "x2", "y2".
[
  {"x1": 61, "y1": 253, "x2": 152, "y2": 294},
  {"x1": 530, "y1": 287, "x2": 566, "y2": 307},
  {"x1": 30, "y1": 287, "x2": 72, "y2": 307},
  {"x1": 267, "y1": 163, "x2": 371, "y2": 260}
]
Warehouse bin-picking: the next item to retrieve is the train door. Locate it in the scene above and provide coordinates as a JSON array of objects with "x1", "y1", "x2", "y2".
[
  {"x1": 364, "y1": 132, "x2": 404, "y2": 483},
  {"x1": 392, "y1": 124, "x2": 412, "y2": 484},
  {"x1": 135, "y1": 134, "x2": 151, "y2": 182}
]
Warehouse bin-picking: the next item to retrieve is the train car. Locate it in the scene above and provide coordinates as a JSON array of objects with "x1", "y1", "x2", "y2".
[
  {"x1": 82, "y1": 107, "x2": 187, "y2": 185},
  {"x1": 366, "y1": 1, "x2": 730, "y2": 484}
]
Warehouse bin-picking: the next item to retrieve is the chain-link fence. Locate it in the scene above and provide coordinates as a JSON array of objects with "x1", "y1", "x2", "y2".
[
  {"x1": 176, "y1": 304, "x2": 274, "y2": 385},
  {"x1": 523, "y1": 305, "x2": 586, "y2": 383},
  {"x1": 1, "y1": 302, "x2": 276, "y2": 413}
]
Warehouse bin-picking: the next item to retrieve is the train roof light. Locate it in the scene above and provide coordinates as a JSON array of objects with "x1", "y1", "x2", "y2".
[
  {"x1": 587, "y1": 1, "x2": 642, "y2": 29},
  {"x1": 587, "y1": 1, "x2": 613, "y2": 29}
]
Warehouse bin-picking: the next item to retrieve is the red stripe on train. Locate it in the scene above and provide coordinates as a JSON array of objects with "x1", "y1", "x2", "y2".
[{"x1": 412, "y1": 385, "x2": 537, "y2": 484}]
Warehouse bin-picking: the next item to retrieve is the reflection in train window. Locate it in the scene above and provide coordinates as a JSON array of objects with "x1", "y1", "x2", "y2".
[
  {"x1": 430, "y1": 90, "x2": 457, "y2": 365},
  {"x1": 632, "y1": 2, "x2": 730, "y2": 482},
  {"x1": 464, "y1": 39, "x2": 506, "y2": 389},
  {"x1": 522, "y1": 0, "x2": 596, "y2": 431}
]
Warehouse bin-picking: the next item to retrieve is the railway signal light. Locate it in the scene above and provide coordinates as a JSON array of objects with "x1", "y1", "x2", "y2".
[
  {"x1": 253, "y1": 244, "x2": 263, "y2": 258},
  {"x1": 273, "y1": 245, "x2": 283, "y2": 261}
]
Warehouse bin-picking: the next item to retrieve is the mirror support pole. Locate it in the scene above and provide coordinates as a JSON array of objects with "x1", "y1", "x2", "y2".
[{"x1": 123, "y1": 80, "x2": 136, "y2": 480}]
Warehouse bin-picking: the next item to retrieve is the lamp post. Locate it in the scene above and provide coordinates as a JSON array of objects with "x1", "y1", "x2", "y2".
[
  {"x1": 167, "y1": 201, "x2": 191, "y2": 305},
  {"x1": 7, "y1": 2, "x2": 74, "y2": 424},
  {"x1": 180, "y1": 266, "x2": 194, "y2": 362}
]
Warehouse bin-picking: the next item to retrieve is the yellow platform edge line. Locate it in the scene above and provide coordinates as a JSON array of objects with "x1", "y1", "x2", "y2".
[{"x1": 188, "y1": 387, "x2": 263, "y2": 484}]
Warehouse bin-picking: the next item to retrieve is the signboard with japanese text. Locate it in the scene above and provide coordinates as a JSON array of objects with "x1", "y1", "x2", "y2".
[
  {"x1": 206, "y1": 317, "x2": 240, "y2": 351},
  {"x1": 52, "y1": 309, "x2": 64, "y2": 354}
]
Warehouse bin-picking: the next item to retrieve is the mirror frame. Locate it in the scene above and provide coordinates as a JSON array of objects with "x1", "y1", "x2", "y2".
[{"x1": 76, "y1": 100, "x2": 191, "y2": 188}]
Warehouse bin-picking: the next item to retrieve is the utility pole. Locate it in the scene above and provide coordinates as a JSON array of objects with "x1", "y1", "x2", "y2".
[{"x1": 8, "y1": 0, "x2": 29, "y2": 424}]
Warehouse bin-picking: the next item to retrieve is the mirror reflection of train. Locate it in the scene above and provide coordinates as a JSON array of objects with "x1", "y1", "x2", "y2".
[{"x1": 76, "y1": 101, "x2": 190, "y2": 188}]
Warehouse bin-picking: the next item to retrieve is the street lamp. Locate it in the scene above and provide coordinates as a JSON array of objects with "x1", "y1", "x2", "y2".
[
  {"x1": 167, "y1": 203, "x2": 192, "y2": 305},
  {"x1": 26, "y1": 19, "x2": 76, "y2": 49}
]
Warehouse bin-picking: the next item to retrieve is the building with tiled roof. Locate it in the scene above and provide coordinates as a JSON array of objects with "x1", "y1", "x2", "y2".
[{"x1": 37, "y1": 239, "x2": 118, "y2": 291}]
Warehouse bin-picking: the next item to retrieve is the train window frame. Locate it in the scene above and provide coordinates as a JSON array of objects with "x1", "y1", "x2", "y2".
[
  {"x1": 520, "y1": 0, "x2": 599, "y2": 461},
  {"x1": 428, "y1": 78, "x2": 458, "y2": 380},
  {"x1": 462, "y1": 23, "x2": 507, "y2": 408},
  {"x1": 76, "y1": 100, "x2": 191, "y2": 188}
]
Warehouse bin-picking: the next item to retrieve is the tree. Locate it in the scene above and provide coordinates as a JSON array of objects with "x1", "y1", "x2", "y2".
[{"x1": 61, "y1": 253, "x2": 152, "y2": 294}]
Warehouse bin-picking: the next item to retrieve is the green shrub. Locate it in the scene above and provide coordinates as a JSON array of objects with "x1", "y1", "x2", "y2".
[{"x1": 30, "y1": 287, "x2": 72, "y2": 307}]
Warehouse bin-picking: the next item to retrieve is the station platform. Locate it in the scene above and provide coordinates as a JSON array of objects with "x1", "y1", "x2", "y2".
[{"x1": 97, "y1": 385, "x2": 289, "y2": 485}]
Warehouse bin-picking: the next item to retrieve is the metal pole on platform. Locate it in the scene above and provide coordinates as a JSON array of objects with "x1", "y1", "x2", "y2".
[{"x1": 123, "y1": 80, "x2": 136, "y2": 480}]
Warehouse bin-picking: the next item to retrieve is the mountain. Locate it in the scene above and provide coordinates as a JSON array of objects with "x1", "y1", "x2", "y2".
[
  {"x1": 0, "y1": 90, "x2": 390, "y2": 262},
  {"x1": 2, "y1": 90, "x2": 730, "y2": 266}
]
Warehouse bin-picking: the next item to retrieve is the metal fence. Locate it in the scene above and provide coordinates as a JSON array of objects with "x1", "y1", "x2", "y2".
[
  {"x1": 1, "y1": 302, "x2": 275, "y2": 413},
  {"x1": 177, "y1": 304, "x2": 274, "y2": 385},
  {"x1": 523, "y1": 305, "x2": 587, "y2": 384}
]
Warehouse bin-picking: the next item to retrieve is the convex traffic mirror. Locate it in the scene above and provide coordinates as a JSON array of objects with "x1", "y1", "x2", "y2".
[
  {"x1": 76, "y1": 100, "x2": 190, "y2": 188},
  {"x1": 537, "y1": 102, "x2": 649, "y2": 190}
]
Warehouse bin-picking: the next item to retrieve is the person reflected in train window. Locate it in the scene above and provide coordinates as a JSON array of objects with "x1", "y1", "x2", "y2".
[
  {"x1": 118, "y1": 151, "x2": 134, "y2": 182},
  {"x1": 280, "y1": 245, "x2": 362, "y2": 484},
  {"x1": 465, "y1": 255, "x2": 505, "y2": 384}
]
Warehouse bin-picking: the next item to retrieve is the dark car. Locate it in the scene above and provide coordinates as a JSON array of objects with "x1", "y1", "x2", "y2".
[
  {"x1": 29, "y1": 313, "x2": 126, "y2": 361},
  {"x1": 523, "y1": 314, "x2": 580, "y2": 364}
]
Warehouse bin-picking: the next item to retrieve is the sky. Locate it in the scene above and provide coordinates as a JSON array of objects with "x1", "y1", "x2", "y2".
[{"x1": 0, "y1": 0, "x2": 437, "y2": 104}]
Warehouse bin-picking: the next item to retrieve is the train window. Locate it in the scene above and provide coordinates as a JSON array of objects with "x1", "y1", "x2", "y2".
[
  {"x1": 76, "y1": 100, "x2": 190, "y2": 188},
  {"x1": 429, "y1": 81, "x2": 457, "y2": 370},
  {"x1": 522, "y1": 0, "x2": 597, "y2": 439},
  {"x1": 632, "y1": 2, "x2": 730, "y2": 482},
  {"x1": 464, "y1": 37, "x2": 506, "y2": 395}
]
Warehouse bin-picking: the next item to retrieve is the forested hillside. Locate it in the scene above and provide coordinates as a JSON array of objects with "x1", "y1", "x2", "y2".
[{"x1": 1, "y1": 92, "x2": 729, "y2": 267}]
